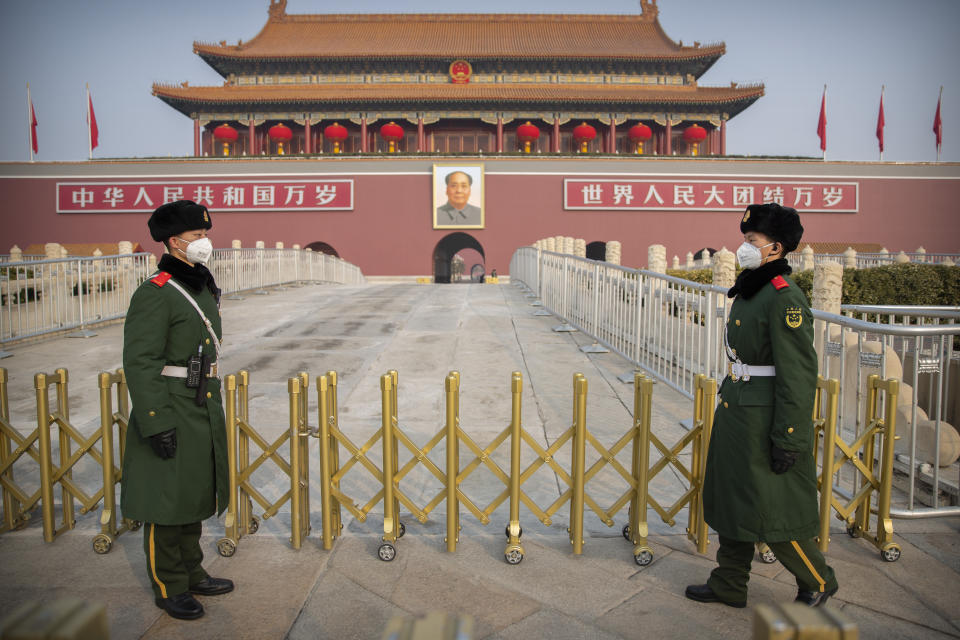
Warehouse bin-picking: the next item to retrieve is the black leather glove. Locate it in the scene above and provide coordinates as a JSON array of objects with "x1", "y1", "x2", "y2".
[
  {"x1": 770, "y1": 444, "x2": 798, "y2": 474},
  {"x1": 149, "y1": 429, "x2": 177, "y2": 459}
]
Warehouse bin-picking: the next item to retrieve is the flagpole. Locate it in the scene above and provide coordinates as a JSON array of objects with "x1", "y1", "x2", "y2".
[
  {"x1": 879, "y1": 85, "x2": 884, "y2": 162},
  {"x1": 27, "y1": 83, "x2": 34, "y2": 162},
  {"x1": 938, "y1": 86, "x2": 943, "y2": 163},
  {"x1": 822, "y1": 85, "x2": 827, "y2": 161},
  {"x1": 86, "y1": 83, "x2": 92, "y2": 160}
]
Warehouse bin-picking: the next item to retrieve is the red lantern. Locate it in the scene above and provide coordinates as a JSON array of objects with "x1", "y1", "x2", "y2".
[
  {"x1": 572, "y1": 122, "x2": 597, "y2": 153},
  {"x1": 379, "y1": 121, "x2": 404, "y2": 153},
  {"x1": 324, "y1": 122, "x2": 348, "y2": 154},
  {"x1": 683, "y1": 124, "x2": 707, "y2": 156},
  {"x1": 516, "y1": 121, "x2": 540, "y2": 153},
  {"x1": 268, "y1": 123, "x2": 293, "y2": 155},
  {"x1": 213, "y1": 124, "x2": 238, "y2": 157},
  {"x1": 628, "y1": 123, "x2": 652, "y2": 155}
]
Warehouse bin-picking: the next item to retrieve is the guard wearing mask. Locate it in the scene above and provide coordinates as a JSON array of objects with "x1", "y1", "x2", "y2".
[
  {"x1": 121, "y1": 200, "x2": 233, "y2": 620},
  {"x1": 685, "y1": 203, "x2": 839, "y2": 609}
]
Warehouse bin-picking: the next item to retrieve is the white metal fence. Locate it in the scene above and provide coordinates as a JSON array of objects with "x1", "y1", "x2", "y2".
[
  {"x1": 0, "y1": 249, "x2": 365, "y2": 344},
  {"x1": 510, "y1": 246, "x2": 960, "y2": 518}
]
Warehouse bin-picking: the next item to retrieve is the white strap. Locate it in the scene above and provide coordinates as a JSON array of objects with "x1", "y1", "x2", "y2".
[
  {"x1": 729, "y1": 362, "x2": 776, "y2": 381},
  {"x1": 161, "y1": 364, "x2": 219, "y2": 378},
  {"x1": 163, "y1": 276, "x2": 222, "y2": 375}
]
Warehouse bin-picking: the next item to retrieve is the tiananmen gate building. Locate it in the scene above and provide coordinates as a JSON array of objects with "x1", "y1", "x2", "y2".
[
  {"x1": 152, "y1": 0, "x2": 762, "y2": 158},
  {"x1": 1, "y1": 0, "x2": 958, "y2": 280}
]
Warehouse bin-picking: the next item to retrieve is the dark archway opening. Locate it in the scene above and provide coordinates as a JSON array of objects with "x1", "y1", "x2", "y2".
[
  {"x1": 304, "y1": 241, "x2": 340, "y2": 258},
  {"x1": 432, "y1": 232, "x2": 485, "y2": 283},
  {"x1": 693, "y1": 247, "x2": 716, "y2": 261},
  {"x1": 586, "y1": 241, "x2": 607, "y2": 261}
]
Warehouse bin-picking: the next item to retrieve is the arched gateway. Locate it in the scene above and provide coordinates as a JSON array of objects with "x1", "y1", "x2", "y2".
[
  {"x1": 433, "y1": 233, "x2": 484, "y2": 283},
  {"x1": 304, "y1": 241, "x2": 339, "y2": 257}
]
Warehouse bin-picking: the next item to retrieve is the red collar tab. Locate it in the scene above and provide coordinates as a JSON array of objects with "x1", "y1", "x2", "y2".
[
  {"x1": 770, "y1": 275, "x2": 790, "y2": 290},
  {"x1": 150, "y1": 272, "x2": 172, "y2": 287}
]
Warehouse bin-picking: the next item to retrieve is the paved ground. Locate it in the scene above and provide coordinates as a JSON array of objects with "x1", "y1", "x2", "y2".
[{"x1": 1, "y1": 282, "x2": 958, "y2": 639}]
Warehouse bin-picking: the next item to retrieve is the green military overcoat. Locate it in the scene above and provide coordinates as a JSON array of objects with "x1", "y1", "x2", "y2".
[
  {"x1": 120, "y1": 270, "x2": 228, "y2": 525},
  {"x1": 702, "y1": 272, "x2": 820, "y2": 542}
]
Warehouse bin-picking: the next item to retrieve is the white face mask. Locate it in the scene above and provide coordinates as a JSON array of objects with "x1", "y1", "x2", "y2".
[
  {"x1": 175, "y1": 236, "x2": 213, "y2": 265},
  {"x1": 736, "y1": 241, "x2": 774, "y2": 270}
]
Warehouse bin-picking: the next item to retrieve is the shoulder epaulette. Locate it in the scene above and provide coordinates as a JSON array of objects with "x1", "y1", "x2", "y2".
[
  {"x1": 770, "y1": 275, "x2": 790, "y2": 291},
  {"x1": 150, "y1": 272, "x2": 172, "y2": 287}
]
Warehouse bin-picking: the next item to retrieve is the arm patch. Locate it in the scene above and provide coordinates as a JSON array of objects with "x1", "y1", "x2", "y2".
[
  {"x1": 770, "y1": 275, "x2": 789, "y2": 291},
  {"x1": 149, "y1": 272, "x2": 172, "y2": 287}
]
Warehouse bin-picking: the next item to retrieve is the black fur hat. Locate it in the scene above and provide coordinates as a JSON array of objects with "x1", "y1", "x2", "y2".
[
  {"x1": 148, "y1": 200, "x2": 212, "y2": 242},
  {"x1": 739, "y1": 203, "x2": 803, "y2": 253}
]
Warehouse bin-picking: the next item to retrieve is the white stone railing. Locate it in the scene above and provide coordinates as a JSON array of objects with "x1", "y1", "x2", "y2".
[
  {"x1": 0, "y1": 246, "x2": 365, "y2": 345},
  {"x1": 510, "y1": 245, "x2": 960, "y2": 518}
]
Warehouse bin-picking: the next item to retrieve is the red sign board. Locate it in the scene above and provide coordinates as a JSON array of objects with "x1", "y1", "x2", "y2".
[
  {"x1": 564, "y1": 179, "x2": 858, "y2": 213},
  {"x1": 56, "y1": 179, "x2": 354, "y2": 213}
]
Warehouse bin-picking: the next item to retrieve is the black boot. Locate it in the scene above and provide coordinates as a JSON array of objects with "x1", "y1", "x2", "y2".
[
  {"x1": 684, "y1": 584, "x2": 747, "y2": 608},
  {"x1": 795, "y1": 587, "x2": 838, "y2": 607},
  {"x1": 155, "y1": 592, "x2": 204, "y2": 620},
  {"x1": 189, "y1": 576, "x2": 235, "y2": 596}
]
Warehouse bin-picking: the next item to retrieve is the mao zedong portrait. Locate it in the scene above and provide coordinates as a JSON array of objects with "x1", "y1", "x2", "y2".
[{"x1": 436, "y1": 170, "x2": 482, "y2": 227}]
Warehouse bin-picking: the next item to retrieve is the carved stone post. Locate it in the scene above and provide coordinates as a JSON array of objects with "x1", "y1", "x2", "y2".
[
  {"x1": 843, "y1": 247, "x2": 857, "y2": 270},
  {"x1": 647, "y1": 244, "x2": 666, "y2": 273},
  {"x1": 812, "y1": 262, "x2": 843, "y2": 316},
  {"x1": 606, "y1": 241, "x2": 622, "y2": 265},
  {"x1": 800, "y1": 245, "x2": 815, "y2": 271},
  {"x1": 712, "y1": 248, "x2": 736, "y2": 289}
]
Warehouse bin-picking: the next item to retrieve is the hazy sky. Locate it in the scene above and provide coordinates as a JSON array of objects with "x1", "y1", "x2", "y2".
[{"x1": 1, "y1": 0, "x2": 956, "y2": 163}]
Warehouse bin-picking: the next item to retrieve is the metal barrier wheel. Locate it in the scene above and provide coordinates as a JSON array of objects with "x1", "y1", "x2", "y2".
[
  {"x1": 217, "y1": 538, "x2": 237, "y2": 557},
  {"x1": 129, "y1": 520, "x2": 142, "y2": 532},
  {"x1": 505, "y1": 546, "x2": 523, "y2": 565},
  {"x1": 759, "y1": 548, "x2": 777, "y2": 564},
  {"x1": 249, "y1": 516, "x2": 260, "y2": 534},
  {"x1": 378, "y1": 542, "x2": 397, "y2": 562},
  {"x1": 633, "y1": 548, "x2": 653, "y2": 566},
  {"x1": 397, "y1": 522, "x2": 405, "y2": 539},
  {"x1": 622, "y1": 524, "x2": 631, "y2": 540},
  {"x1": 881, "y1": 544, "x2": 901, "y2": 562},
  {"x1": 92, "y1": 534, "x2": 113, "y2": 555},
  {"x1": 504, "y1": 525, "x2": 523, "y2": 540},
  {"x1": 846, "y1": 525, "x2": 859, "y2": 538}
]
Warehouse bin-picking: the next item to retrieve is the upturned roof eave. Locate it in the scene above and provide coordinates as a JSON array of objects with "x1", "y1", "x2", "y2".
[{"x1": 154, "y1": 90, "x2": 762, "y2": 119}]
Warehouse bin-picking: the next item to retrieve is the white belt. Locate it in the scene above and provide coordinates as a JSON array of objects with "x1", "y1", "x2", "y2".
[
  {"x1": 161, "y1": 363, "x2": 219, "y2": 378},
  {"x1": 728, "y1": 362, "x2": 776, "y2": 382}
]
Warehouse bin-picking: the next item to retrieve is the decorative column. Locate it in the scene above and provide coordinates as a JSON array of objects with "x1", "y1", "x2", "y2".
[
  {"x1": 812, "y1": 262, "x2": 843, "y2": 315},
  {"x1": 720, "y1": 120, "x2": 727, "y2": 156},
  {"x1": 304, "y1": 119, "x2": 312, "y2": 154},
  {"x1": 712, "y1": 248, "x2": 736, "y2": 289},
  {"x1": 609, "y1": 119, "x2": 617, "y2": 154},
  {"x1": 193, "y1": 119, "x2": 201, "y2": 157},
  {"x1": 417, "y1": 116, "x2": 425, "y2": 152},
  {"x1": 248, "y1": 119, "x2": 256, "y2": 155},
  {"x1": 496, "y1": 115, "x2": 504, "y2": 154},
  {"x1": 553, "y1": 117, "x2": 560, "y2": 153},
  {"x1": 360, "y1": 116, "x2": 368, "y2": 153},
  {"x1": 647, "y1": 244, "x2": 667, "y2": 273},
  {"x1": 665, "y1": 119, "x2": 672, "y2": 155}
]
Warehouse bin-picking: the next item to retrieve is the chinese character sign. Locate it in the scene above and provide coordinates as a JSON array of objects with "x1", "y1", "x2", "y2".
[
  {"x1": 57, "y1": 179, "x2": 354, "y2": 213},
  {"x1": 564, "y1": 179, "x2": 858, "y2": 213}
]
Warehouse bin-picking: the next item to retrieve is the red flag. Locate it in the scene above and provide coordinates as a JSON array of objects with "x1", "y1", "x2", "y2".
[
  {"x1": 30, "y1": 100, "x2": 38, "y2": 154},
  {"x1": 934, "y1": 93, "x2": 943, "y2": 148},
  {"x1": 87, "y1": 90, "x2": 99, "y2": 150},
  {"x1": 816, "y1": 88, "x2": 827, "y2": 152},
  {"x1": 876, "y1": 90, "x2": 885, "y2": 153}
]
